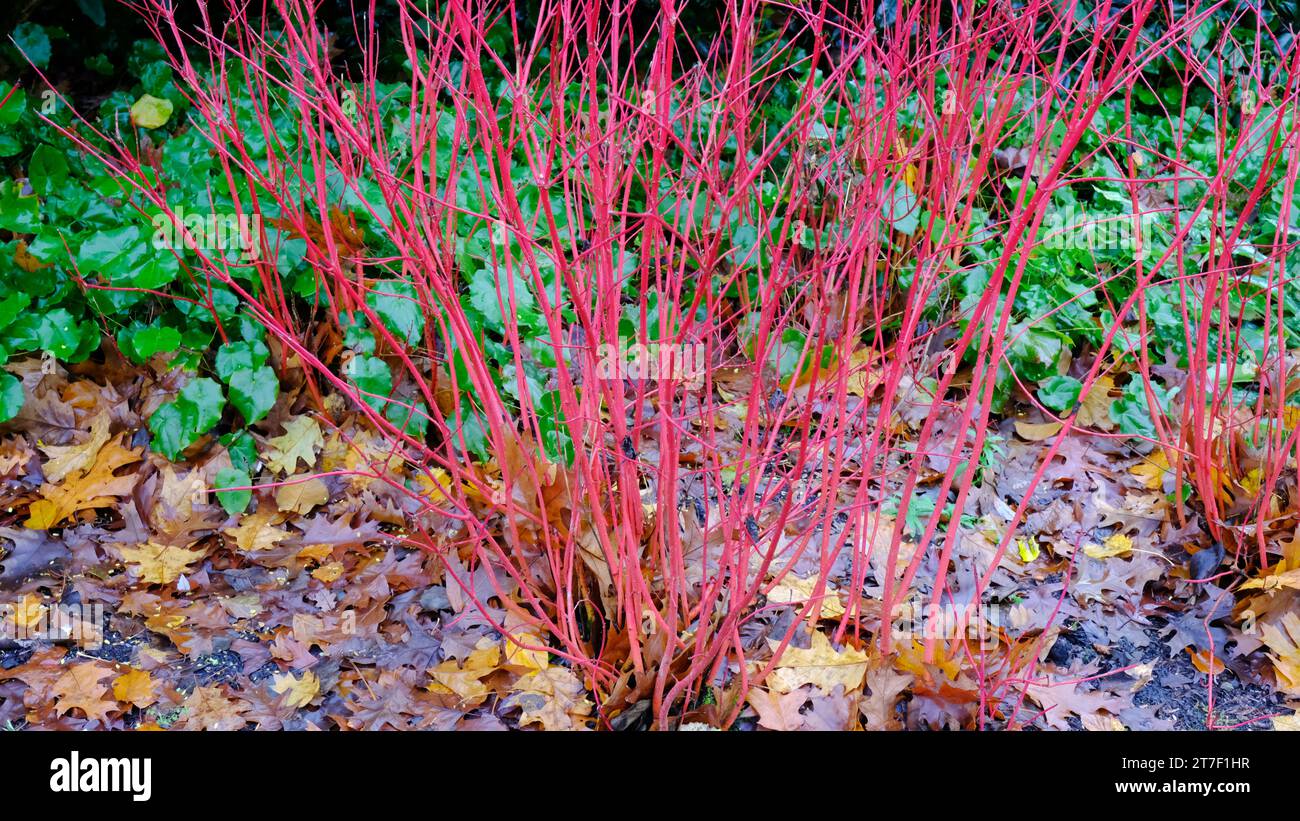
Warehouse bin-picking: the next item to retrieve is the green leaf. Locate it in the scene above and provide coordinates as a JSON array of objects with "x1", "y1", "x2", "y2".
[
  {"x1": 342, "y1": 315, "x2": 376, "y2": 355},
  {"x1": 215, "y1": 339, "x2": 270, "y2": 381},
  {"x1": 345, "y1": 354, "x2": 393, "y2": 411},
  {"x1": 180, "y1": 378, "x2": 225, "y2": 431},
  {"x1": 221, "y1": 430, "x2": 258, "y2": 473},
  {"x1": 0, "y1": 292, "x2": 31, "y2": 331},
  {"x1": 0, "y1": 371, "x2": 23, "y2": 423},
  {"x1": 147, "y1": 402, "x2": 190, "y2": 461},
  {"x1": 384, "y1": 399, "x2": 429, "y2": 438},
  {"x1": 1007, "y1": 323, "x2": 1066, "y2": 382},
  {"x1": 468, "y1": 268, "x2": 536, "y2": 334},
  {"x1": 1110, "y1": 379, "x2": 1178, "y2": 440},
  {"x1": 367, "y1": 280, "x2": 423, "y2": 347},
  {"x1": 35, "y1": 308, "x2": 83, "y2": 358},
  {"x1": 214, "y1": 468, "x2": 252, "y2": 514},
  {"x1": 1037, "y1": 375, "x2": 1082, "y2": 413},
  {"x1": 149, "y1": 378, "x2": 225, "y2": 460},
  {"x1": 0, "y1": 180, "x2": 40, "y2": 234},
  {"x1": 227, "y1": 365, "x2": 278, "y2": 425},
  {"x1": 77, "y1": 0, "x2": 108, "y2": 26},
  {"x1": 11, "y1": 23, "x2": 51, "y2": 69},
  {"x1": 536, "y1": 390, "x2": 574, "y2": 466},
  {"x1": 0, "y1": 84, "x2": 26, "y2": 126},
  {"x1": 119, "y1": 324, "x2": 182, "y2": 364},
  {"x1": 29, "y1": 145, "x2": 68, "y2": 197},
  {"x1": 130, "y1": 94, "x2": 173, "y2": 129}
]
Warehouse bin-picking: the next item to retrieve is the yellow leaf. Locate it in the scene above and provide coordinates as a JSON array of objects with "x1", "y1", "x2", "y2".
[
  {"x1": 1240, "y1": 567, "x2": 1300, "y2": 593},
  {"x1": 275, "y1": 478, "x2": 329, "y2": 514},
  {"x1": 1077, "y1": 376, "x2": 1116, "y2": 430},
  {"x1": 24, "y1": 499, "x2": 59, "y2": 530},
  {"x1": 1084, "y1": 534, "x2": 1133, "y2": 559},
  {"x1": 40, "y1": 412, "x2": 111, "y2": 483},
  {"x1": 1272, "y1": 712, "x2": 1300, "y2": 731},
  {"x1": 1014, "y1": 420, "x2": 1062, "y2": 441},
  {"x1": 1129, "y1": 449, "x2": 1170, "y2": 491},
  {"x1": 1081, "y1": 714, "x2": 1127, "y2": 731},
  {"x1": 509, "y1": 667, "x2": 593, "y2": 730},
  {"x1": 130, "y1": 94, "x2": 173, "y2": 129},
  {"x1": 1016, "y1": 537, "x2": 1040, "y2": 562},
  {"x1": 297, "y1": 544, "x2": 333, "y2": 563},
  {"x1": 414, "y1": 468, "x2": 456, "y2": 505},
  {"x1": 767, "y1": 574, "x2": 846, "y2": 620},
  {"x1": 7, "y1": 593, "x2": 46, "y2": 629},
  {"x1": 119, "y1": 542, "x2": 206, "y2": 585},
  {"x1": 272, "y1": 670, "x2": 320, "y2": 708},
  {"x1": 24, "y1": 435, "x2": 142, "y2": 529},
  {"x1": 503, "y1": 629, "x2": 550, "y2": 673},
  {"x1": 1260, "y1": 612, "x2": 1300, "y2": 696},
  {"x1": 311, "y1": 561, "x2": 344, "y2": 583},
  {"x1": 844, "y1": 347, "x2": 881, "y2": 399},
  {"x1": 766, "y1": 631, "x2": 869, "y2": 694},
  {"x1": 264, "y1": 416, "x2": 324, "y2": 475},
  {"x1": 1239, "y1": 468, "x2": 1264, "y2": 497},
  {"x1": 112, "y1": 669, "x2": 158, "y2": 708},
  {"x1": 224, "y1": 511, "x2": 291, "y2": 553},
  {"x1": 427, "y1": 637, "x2": 500, "y2": 703}
]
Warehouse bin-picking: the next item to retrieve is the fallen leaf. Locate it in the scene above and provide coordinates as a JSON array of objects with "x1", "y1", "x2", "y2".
[
  {"x1": 39, "y1": 412, "x2": 111, "y2": 483},
  {"x1": 1014, "y1": 420, "x2": 1063, "y2": 441},
  {"x1": 275, "y1": 478, "x2": 330, "y2": 514},
  {"x1": 264, "y1": 416, "x2": 324, "y2": 475},
  {"x1": 1130, "y1": 449, "x2": 1170, "y2": 491},
  {"x1": 507, "y1": 667, "x2": 593, "y2": 730},
  {"x1": 1084, "y1": 533, "x2": 1134, "y2": 559},
  {"x1": 111, "y1": 669, "x2": 158, "y2": 708},
  {"x1": 52, "y1": 663, "x2": 115, "y2": 721},
  {"x1": 225, "y1": 511, "x2": 292, "y2": 553},
  {"x1": 767, "y1": 631, "x2": 870, "y2": 695},
  {"x1": 272, "y1": 670, "x2": 321, "y2": 708},
  {"x1": 119, "y1": 541, "x2": 206, "y2": 585},
  {"x1": 748, "y1": 687, "x2": 810, "y2": 730},
  {"x1": 1077, "y1": 375, "x2": 1116, "y2": 430},
  {"x1": 25, "y1": 435, "x2": 142, "y2": 529},
  {"x1": 311, "y1": 561, "x2": 345, "y2": 582}
]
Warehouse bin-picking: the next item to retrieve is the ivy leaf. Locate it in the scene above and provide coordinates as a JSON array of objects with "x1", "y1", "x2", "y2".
[
  {"x1": 384, "y1": 399, "x2": 429, "y2": 438},
  {"x1": 214, "y1": 468, "x2": 252, "y2": 515},
  {"x1": 29, "y1": 144, "x2": 69, "y2": 197},
  {"x1": 468, "y1": 268, "x2": 536, "y2": 334},
  {"x1": 1037, "y1": 375, "x2": 1082, "y2": 413},
  {"x1": 342, "y1": 315, "x2": 376, "y2": 355},
  {"x1": 1008, "y1": 323, "x2": 1066, "y2": 382},
  {"x1": 367, "y1": 280, "x2": 422, "y2": 347},
  {"x1": 215, "y1": 339, "x2": 270, "y2": 382},
  {"x1": 344, "y1": 354, "x2": 392, "y2": 411},
  {"x1": 221, "y1": 430, "x2": 258, "y2": 473},
  {"x1": 147, "y1": 402, "x2": 189, "y2": 461},
  {"x1": 148, "y1": 377, "x2": 225, "y2": 460},
  {"x1": 536, "y1": 390, "x2": 574, "y2": 466},
  {"x1": 119, "y1": 324, "x2": 181, "y2": 365},
  {"x1": 0, "y1": 371, "x2": 23, "y2": 423},
  {"x1": 1110, "y1": 379, "x2": 1178, "y2": 440},
  {"x1": 0, "y1": 292, "x2": 31, "y2": 331},
  {"x1": 227, "y1": 365, "x2": 278, "y2": 425},
  {"x1": 0, "y1": 179, "x2": 40, "y2": 233},
  {"x1": 181, "y1": 378, "x2": 225, "y2": 431},
  {"x1": 11, "y1": 23, "x2": 51, "y2": 69}
]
